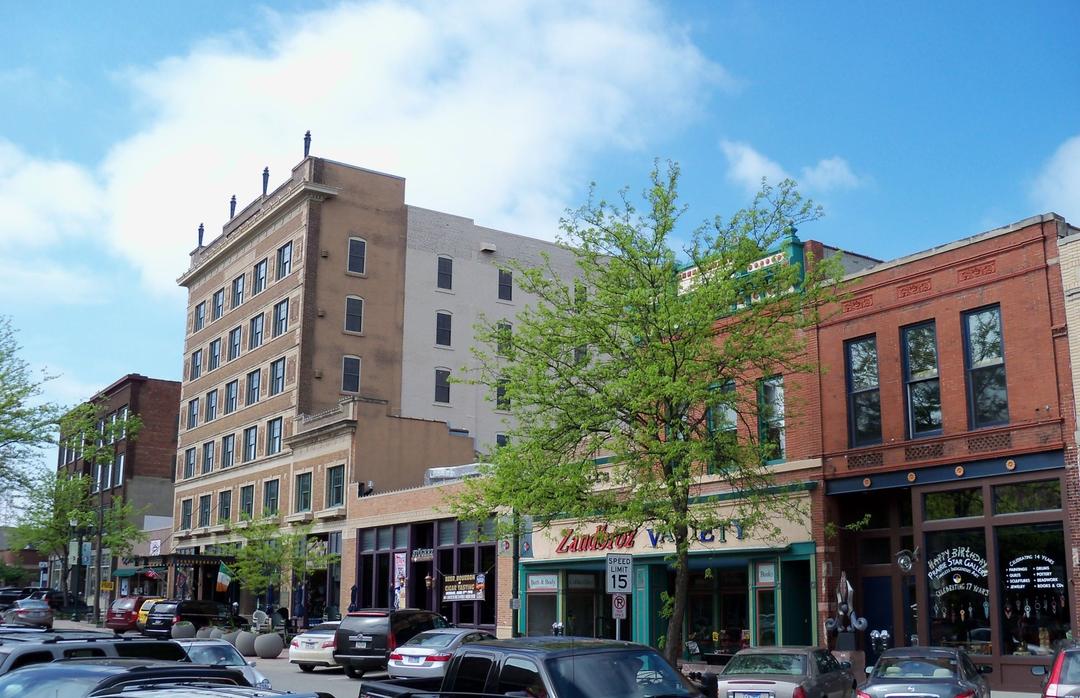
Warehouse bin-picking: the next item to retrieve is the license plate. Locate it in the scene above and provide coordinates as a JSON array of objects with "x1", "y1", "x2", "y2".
[
  {"x1": 406, "y1": 656, "x2": 422, "y2": 664},
  {"x1": 354, "y1": 641, "x2": 368, "y2": 648},
  {"x1": 734, "y1": 692, "x2": 769, "y2": 698},
  {"x1": 303, "y1": 641, "x2": 316, "y2": 648}
]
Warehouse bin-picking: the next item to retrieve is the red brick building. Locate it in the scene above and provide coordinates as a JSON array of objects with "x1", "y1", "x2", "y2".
[{"x1": 814, "y1": 214, "x2": 1077, "y2": 690}]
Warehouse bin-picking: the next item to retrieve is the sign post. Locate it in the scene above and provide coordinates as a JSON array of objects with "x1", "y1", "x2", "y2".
[{"x1": 606, "y1": 553, "x2": 633, "y2": 640}]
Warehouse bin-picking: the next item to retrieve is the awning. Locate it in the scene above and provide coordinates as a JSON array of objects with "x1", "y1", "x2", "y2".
[{"x1": 113, "y1": 568, "x2": 139, "y2": 578}]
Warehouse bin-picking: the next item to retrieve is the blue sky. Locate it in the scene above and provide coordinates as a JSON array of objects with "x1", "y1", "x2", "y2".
[{"x1": 1, "y1": 0, "x2": 1078, "y2": 442}]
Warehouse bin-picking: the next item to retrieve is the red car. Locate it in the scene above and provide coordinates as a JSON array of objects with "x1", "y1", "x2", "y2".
[{"x1": 105, "y1": 596, "x2": 153, "y2": 634}]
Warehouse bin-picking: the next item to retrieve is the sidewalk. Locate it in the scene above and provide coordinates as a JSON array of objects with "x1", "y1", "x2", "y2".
[{"x1": 53, "y1": 618, "x2": 115, "y2": 633}]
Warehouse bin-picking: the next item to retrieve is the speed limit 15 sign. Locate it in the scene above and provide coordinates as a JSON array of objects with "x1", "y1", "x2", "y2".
[{"x1": 606, "y1": 553, "x2": 633, "y2": 594}]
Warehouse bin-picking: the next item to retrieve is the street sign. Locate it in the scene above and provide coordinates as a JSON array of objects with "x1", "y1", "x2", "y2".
[
  {"x1": 99, "y1": 581, "x2": 114, "y2": 592},
  {"x1": 612, "y1": 593, "x2": 627, "y2": 620},
  {"x1": 605, "y1": 553, "x2": 633, "y2": 594}
]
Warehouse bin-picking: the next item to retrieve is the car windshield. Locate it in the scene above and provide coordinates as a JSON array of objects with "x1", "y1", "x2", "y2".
[
  {"x1": 723, "y1": 653, "x2": 806, "y2": 676},
  {"x1": 403, "y1": 632, "x2": 457, "y2": 649},
  {"x1": 111, "y1": 598, "x2": 136, "y2": 610},
  {"x1": 16, "y1": 600, "x2": 48, "y2": 609},
  {"x1": 872, "y1": 656, "x2": 956, "y2": 679},
  {"x1": 0, "y1": 672, "x2": 102, "y2": 698},
  {"x1": 307, "y1": 623, "x2": 339, "y2": 634},
  {"x1": 184, "y1": 643, "x2": 246, "y2": 667},
  {"x1": 152, "y1": 603, "x2": 178, "y2": 615},
  {"x1": 546, "y1": 649, "x2": 699, "y2": 698}
]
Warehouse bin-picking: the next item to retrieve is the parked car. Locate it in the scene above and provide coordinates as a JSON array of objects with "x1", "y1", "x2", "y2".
[
  {"x1": 0, "y1": 634, "x2": 187, "y2": 675},
  {"x1": 0, "y1": 599, "x2": 53, "y2": 629},
  {"x1": 0, "y1": 659, "x2": 251, "y2": 698},
  {"x1": 334, "y1": 608, "x2": 449, "y2": 679},
  {"x1": 0, "y1": 588, "x2": 33, "y2": 611},
  {"x1": 289, "y1": 621, "x2": 340, "y2": 672},
  {"x1": 858, "y1": 647, "x2": 990, "y2": 698},
  {"x1": 359, "y1": 636, "x2": 709, "y2": 698},
  {"x1": 173, "y1": 638, "x2": 272, "y2": 689},
  {"x1": 27, "y1": 589, "x2": 65, "y2": 610},
  {"x1": 145, "y1": 599, "x2": 231, "y2": 637},
  {"x1": 136, "y1": 598, "x2": 164, "y2": 632},
  {"x1": 386, "y1": 627, "x2": 496, "y2": 679},
  {"x1": 717, "y1": 646, "x2": 855, "y2": 698},
  {"x1": 1039, "y1": 640, "x2": 1080, "y2": 697},
  {"x1": 95, "y1": 687, "x2": 333, "y2": 698},
  {"x1": 106, "y1": 595, "x2": 155, "y2": 634}
]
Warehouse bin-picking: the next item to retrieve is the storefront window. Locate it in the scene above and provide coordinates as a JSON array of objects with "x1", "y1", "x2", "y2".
[
  {"x1": 377, "y1": 527, "x2": 392, "y2": 550},
  {"x1": 438, "y1": 520, "x2": 456, "y2": 547},
  {"x1": 926, "y1": 528, "x2": 991, "y2": 654},
  {"x1": 925, "y1": 488, "x2": 984, "y2": 520},
  {"x1": 997, "y1": 522, "x2": 1069, "y2": 656},
  {"x1": 756, "y1": 589, "x2": 776, "y2": 645},
  {"x1": 993, "y1": 480, "x2": 1061, "y2": 514}
]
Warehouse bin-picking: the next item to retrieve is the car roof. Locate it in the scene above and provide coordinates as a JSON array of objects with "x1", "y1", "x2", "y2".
[
  {"x1": 464, "y1": 636, "x2": 641, "y2": 658},
  {"x1": 12, "y1": 658, "x2": 185, "y2": 675},
  {"x1": 175, "y1": 639, "x2": 239, "y2": 646},
  {"x1": 413, "y1": 627, "x2": 486, "y2": 637},
  {"x1": 92, "y1": 689, "x2": 323, "y2": 698},
  {"x1": 736, "y1": 646, "x2": 818, "y2": 654},
  {"x1": 879, "y1": 647, "x2": 959, "y2": 658},
  {"x1": 345, "y1": 608, "x2": 432, "y2": 616}
]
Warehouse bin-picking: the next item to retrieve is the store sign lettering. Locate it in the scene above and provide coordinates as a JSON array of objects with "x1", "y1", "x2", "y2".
[
  {"x1": 927, "y1": 546, "x2": 990, "y2": 599},
  {"x1": 646, "y1": 523, "x2": 745, "y2": 548},
  {"x1": 556, "y1": 525, "x2": 636, "y2": 554}
]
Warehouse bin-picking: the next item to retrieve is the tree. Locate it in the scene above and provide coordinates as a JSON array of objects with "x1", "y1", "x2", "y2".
[
  {"x1": 0, "y1": 316, "x2": 61, "y2": 488},
  {"x1": 0, "y1": 561, "x2": 27, "y2": 586},
  {"x1": 227, "y1": 517, "x2": 340, "y2": 612},
  {"x1": 453, "y1": 163, "x2": 844, "y2": 660}
]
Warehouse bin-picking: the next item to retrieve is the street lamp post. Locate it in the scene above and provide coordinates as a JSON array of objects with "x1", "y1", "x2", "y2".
[{"x1": 69, "y1": 517, "x2": 83, "y2": 623}]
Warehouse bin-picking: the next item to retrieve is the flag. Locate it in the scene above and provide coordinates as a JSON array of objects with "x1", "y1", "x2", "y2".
[
  {"x1": 144, "y1": 568, "x2": 159, "y2": 580},
  {"x1": 216, "y1": 563, "x2": 233, "y2": 593}
]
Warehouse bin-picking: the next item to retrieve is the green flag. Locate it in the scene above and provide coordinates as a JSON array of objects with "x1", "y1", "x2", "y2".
[{"x1": 216, "y1": 563, "x2": 233, "y2": 593}]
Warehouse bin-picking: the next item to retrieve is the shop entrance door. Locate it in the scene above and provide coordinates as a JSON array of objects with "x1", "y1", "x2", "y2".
[
  {"x1": 780, "y1": 560, "x2": 811, "y2": 645},
  {"x1": 861, "y1": 576, "x2": 893, "y2": 666}
]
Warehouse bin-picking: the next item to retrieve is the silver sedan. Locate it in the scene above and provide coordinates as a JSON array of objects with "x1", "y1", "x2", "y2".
[
  {"x1": 387, "y1": 628, "x2": 496, "y2": 679},
  {"x1": 717, "y1": 647, "x2": 855, "y2": 698},
  {"x1": 1, "y1": 600, "x2": 53, "y2": 629}
]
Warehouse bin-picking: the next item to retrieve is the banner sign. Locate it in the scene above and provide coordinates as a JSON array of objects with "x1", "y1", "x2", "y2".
[{"x1": 443, "y1": 573, "x2": 486, "y2": 602}]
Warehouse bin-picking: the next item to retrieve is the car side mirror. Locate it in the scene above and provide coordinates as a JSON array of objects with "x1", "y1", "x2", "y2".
[
  {"x1": 1031, "y1": 666, "x2": 1047, "y2": 677},
  {"x1": 248, "y1": 660, "x2": 256, "y2": 667},
  {"x1": 977, "y1": 665, "x2": 992, "y2": 675},
  {"x1": 865, "y1": 667, "x2": 874, "y2": 677},
  {"x1": 840, "y1": 661, "x2": 852, "y2": 670}
]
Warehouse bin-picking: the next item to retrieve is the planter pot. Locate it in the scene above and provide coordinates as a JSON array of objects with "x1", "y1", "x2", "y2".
[
  {"x1": 254, "y1": 632, "x2": 284, "y2": 659},
  {"x1": 209, "y1": 628, "x2": 225, "y2": 639},
  {"x1": 171, "y1": 622, "x2": 196, "y2": 639},
  {"x1": 195, "y1": 626, "x2": 213, "y2": 639},
  {"x1": 235, "y1": 630, "x2": 257, "y2": 657},
  {"x1": 222, "y1": 630, "x2": 240, "y2": 646}
]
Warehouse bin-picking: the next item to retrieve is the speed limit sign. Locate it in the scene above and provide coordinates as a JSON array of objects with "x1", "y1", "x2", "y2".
[
  {"x1": 612, "y1": 593, "x2": 627, "y2": 620},
  {"x1": 606, "y1": 553, "x2": 633, "y2": 594}
]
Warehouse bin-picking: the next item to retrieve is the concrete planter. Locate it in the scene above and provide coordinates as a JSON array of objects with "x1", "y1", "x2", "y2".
[
  {"x1": 195, "y1": 626, "x2": 213, "y2": 639},
  {"x1": 171, "y1": 622, "x2": 196, "y2": 639},
  {"x1": 254, "y1": 632, "x2": 284, "y2": 659},
  {"x1": 235, "y1": 630, "x2": 257, "y2": 657},
  {"x1": 222, "y1": 630, "x2": 240, "y2": 646},
  {"x1": 209, "y1": 627, "x2": 225, "y2": 639}
]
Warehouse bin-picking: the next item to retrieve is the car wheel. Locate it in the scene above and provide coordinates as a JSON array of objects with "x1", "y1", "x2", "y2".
[
  {"x1": 344, "y1": 665, "x2": 365, "y2": 679},
  {"x1": 299, "y1": 664, "x2": 315, "y2": 673}
]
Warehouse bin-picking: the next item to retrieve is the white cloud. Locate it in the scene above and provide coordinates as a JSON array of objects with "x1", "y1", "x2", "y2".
[
  {"x1": 1031, "y1": 134, "x2": 1080, "y2": 222},
  {"x1": 719, "y1": 139, "x2": 864, "y2": 195},
  {"x1": 0, "y1": 261, "x2": 109, "y2": 306},
  {"x1": 1, "y1": 0, "x2": 725, "y2": 295}
]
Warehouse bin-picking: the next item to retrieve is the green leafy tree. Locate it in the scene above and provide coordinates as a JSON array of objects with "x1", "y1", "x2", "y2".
[
  {"x1": 227, "y1": 517, "x2": 340, "y2": 612},
  {"x1": 0, "y1": 317, "x2": 61, "y2": 488},
  {"x1": 0, "y1": 561, "x2": 28, "y2": 586},
  {"x1": 453, "y1": 164, "x2": 844, "y2": 660}
]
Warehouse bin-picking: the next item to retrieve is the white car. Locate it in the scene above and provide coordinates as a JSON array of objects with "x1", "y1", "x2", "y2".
[
  {"x1": 289, "y1": 621, "x2": 340, "y2": 672},
  {"x1": 387, "y1": 628, "x2": 496, "y2": 679},
  {"x1": 174, "y1": 637, "x2": 272, "y2": 689}
]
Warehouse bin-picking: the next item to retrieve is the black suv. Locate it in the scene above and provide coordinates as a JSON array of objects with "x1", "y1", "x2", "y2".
[
  {"x1": 334, "y1": 608, "x2": 449, "y2": 678},
  {"x1": 0, "y1": 658, "x2": 251, "y2": 697},
  {"x1": 144, "y1": 600, "x2": 231, "y2": 637}
]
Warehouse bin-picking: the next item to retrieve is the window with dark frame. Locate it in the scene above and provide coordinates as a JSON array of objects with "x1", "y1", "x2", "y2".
[
  {"x1": 208, "y1": 339, "x2": 221, "y2": 370},
  {"x1": 327, "y1": 465, "x2": 345, "y2": 508},
  {"x1": 201, "y1": 442, "x2": 214, "y2": 473},
  {"x1": 345, "y1": 297, "x2": 364, "y2": 333},
  {"x1": 253, "y1": 259, "x2": 268, "y2": 295},
  {"x1": 496, "y1": 433, "x2": 509, "y2": 448},
  {"x1": 435, "y1": 369, "x2": 451, "y2": 404},
  {"x1": 231, "y1": 274, "x2": 245, "y2": 307},
  {"x1": 240, "y1": 485, "x2": 254, "y2": 517},
  {"x1": 497, "y1": 322, "x2": 512, "y2": 357},
  {"x1": 243, "y1": 425, "x2": 257, "y2": 462},
  {"x1": 246, "y1": 369, "x2": 261, "y2": 405},
  {"x1": 496, "y1": 378, "x2": 509, "y2": 411},
  {"x1": 705, "y1": 381, "x2": 737, "y2": 473},
  {"x1": 205, "y1": 390, "x2": 218, "y2": 421},
  {"x1": 266, "y1": 417, "x2": 283, "y2": 455},
  {"x1": 902, "y1": 321, "x2": 942, "y2": 437},
  {"x1": 437, "y1": 256, "x2": 453, "y2": 290},
  {"x1": 272, "y1": 298, "x2": 289, "y2": 337},
  {"x1": 180, "y1": 500, "x2": 192, "y2": 529},
  {"x1": 295, "y1": 472, "x2": 312, "y2": 512},
  {"x1": 263, "y1": 479, "x2": 279, "y2": 514},
  {"x1": 212, "y1": 289, "x2": 224, "y2": 320},
  {"x1": 228, "y1": 326, "x2": 242, "y2": 360},
  {"x1": 194, "y1": 302, "x2": 205, "y2": 331},
  {"x1": 222, "y1": 434, "x2": 235, "y2": 468},
  {"x1": 249, "y1": 314, "x2": 264, "y2": 349},
  {"x1": 348, "y1": 238, "x2": 366, "y2": 274},
  {"x1": 963, "y1": 305, "x2": 1008, "y2": 428},
  {"x1": 277, "y1": 242, "x2": 292, "y2": 280},
  {"x1": 218, "y1": 490, "x2": 232, "y2": 523},
  {"x1": 498, "y1": 269, "x2": 512, "y2": 301},
  {"x1": 758, "y1": 376, "x2": 785, "y2": 461},
  {"x1": 269, "y1": 357, "x2": 285, "y2": 395},
  {"x1": 224, "y1": 380, "x2": 238, "y2": 414},
  {"x1": 342, "y1": 356, "x2": 361, "y2": 393},
  {"x1": 435, "y1": 312, "x2": 452, "y2": 346},
  {"x1": 187, "y1": 399, "x2": 199, "y2": 429},
  {"x1": 190, "y1": 349, "x2": 202, "y2": 379},
  {"x1": 183, "y1": 448, "x2": 195, "y2": 479},
  {"x1": 846, "y1": 336, "x2": 882, "y2": 446}
]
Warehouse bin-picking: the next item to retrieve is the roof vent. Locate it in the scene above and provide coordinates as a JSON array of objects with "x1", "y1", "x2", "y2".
[{"x1": 480, "y1": 242, "x2": 496, "y2": 253}]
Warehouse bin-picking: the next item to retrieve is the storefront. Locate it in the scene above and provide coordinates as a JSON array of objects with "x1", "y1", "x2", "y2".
[
  {"x1": 519, "y1": 488, "x2": 817, "y2": 659},
  {"x1": 354, "y1": 518, "x2": 499, "y2": 632},
  {"x1": 826, "y1": 450, "x2": 1072, "y2": 691}
]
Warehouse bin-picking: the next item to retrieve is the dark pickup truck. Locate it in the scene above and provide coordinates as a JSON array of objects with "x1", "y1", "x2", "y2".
[{"x1": 358, "y1": 636, "x2": 716, "y2": 698}]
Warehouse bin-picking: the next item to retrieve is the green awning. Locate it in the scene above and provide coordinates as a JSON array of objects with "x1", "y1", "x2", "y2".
[{"x1": 113, "y1": 568, "x2": 139, "y2": 578}]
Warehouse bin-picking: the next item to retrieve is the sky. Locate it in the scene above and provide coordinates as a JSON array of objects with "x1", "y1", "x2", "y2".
[{"x1": 1, "y1": 0, "x2": 1078, "y2": 452}]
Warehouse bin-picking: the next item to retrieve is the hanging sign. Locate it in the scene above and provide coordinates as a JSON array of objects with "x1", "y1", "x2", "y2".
[{"x1": 443, "y1": 573, "x2": 486, "y2": 602}]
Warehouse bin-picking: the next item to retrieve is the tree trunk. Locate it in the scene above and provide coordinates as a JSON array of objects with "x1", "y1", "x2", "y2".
[
  {"x1": 60, "y1": 554, "x2": 69, "y2": 603},
  {"x1": 663, "y1": 524, "x2": 690, "y2": 663}
]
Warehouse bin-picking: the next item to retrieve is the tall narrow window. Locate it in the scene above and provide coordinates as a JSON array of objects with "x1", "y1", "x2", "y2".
[
  {"x1": 295, "y1": 472, "x2": 312, "y2": 512},
  {"x1": 348, "y1": 238, "x2": 367, "y2": 274},
  {"x1": 269, "y1": 357, "x2": 285, "y2": 395},
  {"x1": 963, "y1": 306, "x2": 1008, "y2": 428},
  {"x1": 221, "y1": 434, "x2": 235, "y2": 468},
  {"x1": 903, "y1": 321, "x2": 942, "y2": 437},
  {"x1": 240, "y1": 485, "x2": 254, "y2": 517},
  {"x1": 435, "y1": 369, "x2": 451, "y2": 404},
  {"x1": 218, "y1": 491, "x2": 232, "y2": 523},
  {"x1": 437, "y1": 256, "x2": 453, "y2": 290},
  {"x1": 190, "y1": 350, "x2": 202, "y2": 379},
  {"x1": 263, "y1": 479, "x2": 279, "y2": 515},
  {"x1": 266, "y1": 417, "x2": 283, "y2": 455},
  {"x1": 342, "y1": 356, "x2": 361, "y2": 393},
  {"x1": 498, "y1": 269, "x2": 513, "y2": 301},
  {"x1": 435, "y1": 312, "x2": 452, "y2": 346},
  {"x1": 205, "y1": 390, "x2": 218, "y2": 421},
  {"x1": 243, "y1": 426, "x2": 258, "y2": 462},
  {"x1": 194, "y1": 302, "x2": 206, "y2": 331},
  {"x1": 496, "y1": 378, "x2": 510, "y2": 411},
  {"x1": 277, "y1": 242, "x2": 292, "y2": 279},
  {"x1": 496, "y1": 433, "x2": 509, "y2": 448},
  {"x1": 212, "y1": 289, "x2": 224, "y2": 321},
  {"x1": 249, "y1": 314, "x2": 264, "y2": 349},
  {"x1": 183, "y1": 448, "x2": 196, "y2": 479},
  {"x1": 231, "y1": 274, "x2": 245, "y2": 307},
  {"x1": 246, "y1": 369, "x2": 261, "y2": 405},
  {"x1": 228, "y1": 326, "x2": 242, "y2": 360},
  {"x1": 198, "y1": 495, "x2": 211, "y2": 527},
  {"x1": 202, "y1": 442, "x2": 214, "y2": 474},
  {"x1": 326, "y1": 465, "x2": 345, "y2": 508},
  {"x1": 345, "y1": 297, "x2": 364, "y2": 333},
  {"x1": 208, "y1": 339, "x2": 221, "y2": 370},
  {"x1": 224, "y1": 380, "x2": 238, "y2": 414},
  {"x1": 114, "y1": 453, "x2": 125, "y2": 486},
  {"x1": 253, "y1": 259, "x2": 268, "y2": 294},
  {"x1": 497, "y1": 322, "x2": 512, "y2": 357},
  {"x1": 846, "y1": 336, "x2": 882, "y2": 446},
  {"x1": 180, "y1": 500, "x2": 192, "y2": 530},
  {"x1": 705, "y1": 382, "x2": 738, "y2": 473},
  {"x1": 272, "y1": 299, "x2": 289, "y2": 337},
  {"x1": 187, "y1": 399, "x2": 199, "y2": 429},
  {"x1": 759, "y1": 376, "x2": 785, "y2": 461}
]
